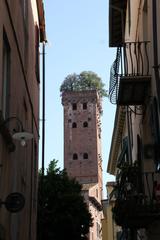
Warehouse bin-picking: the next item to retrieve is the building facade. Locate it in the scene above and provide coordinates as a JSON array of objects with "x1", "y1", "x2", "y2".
[
  {"x1": 102, "y1": 182, "x2": 121, "y2": 240},
  {"x1": 62, "y1": 90, "x2": 103, "y2": 240},
  {"x1": 0, "y1": 1, "x2": 45, "y2": 239},
  {"x1": 107, "y1": 0, "x2": 160, "y2": 239},
  {"x1": 102, "y1": 182, "x2": 122, "y2": 240}
]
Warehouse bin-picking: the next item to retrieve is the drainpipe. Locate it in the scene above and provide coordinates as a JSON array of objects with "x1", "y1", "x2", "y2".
[
  {"x1": 29, "y1": 119, "x2": 34, "y2": 240},
  {"x1": 42, "y1": 41, "x2": 46, "y2": 181},
  {"x1": 152, "y1": 0, "x2": 160, "y2": 110},
  {"x1": 126, "y1": 107, "x2": 132, "y2": 165}
]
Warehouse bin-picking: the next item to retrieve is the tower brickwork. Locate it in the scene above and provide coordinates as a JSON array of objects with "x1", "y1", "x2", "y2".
[{"x1": 62, "y1": 90, "x2": 103, "y2": 239}]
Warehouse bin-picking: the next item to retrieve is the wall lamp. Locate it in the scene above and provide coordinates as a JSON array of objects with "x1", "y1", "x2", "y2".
[{"x1": 0, "y1": 112, "x2": 33, "y2": 152}]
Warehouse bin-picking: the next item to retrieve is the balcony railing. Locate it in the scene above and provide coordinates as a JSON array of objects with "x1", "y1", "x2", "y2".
[
  {"x1": 109, "y1": 41, "x2": 151, "y2": 105},
  {"x1": 111, "y1": 165, "x2": 160, "y2": 229}
]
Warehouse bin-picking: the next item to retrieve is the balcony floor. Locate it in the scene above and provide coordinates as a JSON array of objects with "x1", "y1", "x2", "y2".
[{"x1": 117, "y1": 75, "x2": 151, "y2": 105}]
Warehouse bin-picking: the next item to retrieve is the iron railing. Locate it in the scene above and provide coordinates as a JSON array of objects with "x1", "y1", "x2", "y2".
[
  {"x1": 112, "y1": 166, "x2": 160, "y2": 228},
  {"x1": 109, "y1": 47, "x2": 121, "y2": 104},
  {"x1": 109, "y1": 41, "x2": 151, "y2": 104}
]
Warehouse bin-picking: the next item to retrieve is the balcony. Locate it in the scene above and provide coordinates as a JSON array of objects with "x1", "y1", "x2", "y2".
[
  {"x1": 109, "y1": 41, "x2": 151, "y2": 105},
  {"x1": 111, "y1": 165, "x2": 160, "y2": 229}
]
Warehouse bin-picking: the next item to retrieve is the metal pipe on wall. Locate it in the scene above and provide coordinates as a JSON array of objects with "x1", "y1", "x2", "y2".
[
  {"x1": 126, "y1": 107, "x2": 133, "y2": 165},
  {"x1": 42, "y1": 41, "x2": 46, "y2": 180}
]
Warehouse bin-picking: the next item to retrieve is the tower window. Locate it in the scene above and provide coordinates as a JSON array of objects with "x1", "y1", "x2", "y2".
[
  {"x1": 73, "y1": 153, "x2": 78, "y2": 160},
  {"x1": 83, "y1": 102, "x2": 87, "y2": 109},
  {"x1": 83, "y1": 121, "x2": 88, "y2": 128},
  {"x1": 72, "y1": 103, "x2": 77, "y2": 110},
  {"x1": 83, "y1": 153, "x2": 88, "y2": 159},
  {"x1": 72, "y1": 122, "x2": 77, "y2": 128}
]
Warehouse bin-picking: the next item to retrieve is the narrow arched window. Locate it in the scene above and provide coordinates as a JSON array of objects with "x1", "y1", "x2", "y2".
[
  {"x1": 83, "y1": 121, "x2": 88, "y2": 128},
  {"x1": 72, "y1": 103, "x2": 77, "y2": 110},
  {"x1": 83, "y1": 153, "x2": 88, "y2": 159},
  {"x1": 72, "y1": 122, "x2": 77, "y2": 128},
  {"x1": 73, "y1": 153, "x2": 78, "y2": 160}
]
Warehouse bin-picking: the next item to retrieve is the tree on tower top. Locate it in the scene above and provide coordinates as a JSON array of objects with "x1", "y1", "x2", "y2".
[{"x1": 60, "y1": 71, "x2": 107, "y2": 97}]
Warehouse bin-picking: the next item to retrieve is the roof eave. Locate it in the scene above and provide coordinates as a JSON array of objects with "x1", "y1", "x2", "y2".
[
  {"x1": 107, "y1": 106, "x2": 126, "y2": 175},
  {"x1": 36, "y1": 0, "x2": 46, "y2": 42}
]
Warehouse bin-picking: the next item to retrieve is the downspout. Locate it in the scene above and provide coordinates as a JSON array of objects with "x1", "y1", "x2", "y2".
[
  {"x1": 152, "y1": 0, "x2": 160, "y2": 110},
  {"x1": 29, "y1": 119, "x2": 34, "y2": 240},
  {"x1": 41, "y1": 42, "x2": 46, "y2": 182},
  {"x1": 37, "y1": 41, "x2": 46, "y2": 240},
  {"x1": 126, "y1": 107, "x2": 132, "y2": 165}
]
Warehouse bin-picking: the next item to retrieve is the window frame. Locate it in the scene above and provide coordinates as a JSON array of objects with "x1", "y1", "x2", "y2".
[
  {"x1": 72, "y1": 122, "x2": 77, "y2": 128},
  {"x1": 72, "y1": 103, "x2": 77, "y2": 110},
  {"x1": 83, "y1": 121, "x2": 88, "y2": 128},
  {"x1": 83, "y1": 102, "x2": 87, "y2": 110},
  {"x1": 73, "y1": 153, "x2": 78, "y2": 160},
  {"x1": 83, "y1": 153, "x2": 88, "y2": 159}
]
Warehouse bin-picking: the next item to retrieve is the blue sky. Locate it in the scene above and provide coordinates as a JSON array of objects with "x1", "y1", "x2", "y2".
[{"x1": 40, "y1": 0, "x2": 116, "y2": 196}]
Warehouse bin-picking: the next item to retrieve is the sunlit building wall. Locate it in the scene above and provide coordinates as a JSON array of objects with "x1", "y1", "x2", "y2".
[{"x1": 0, "y1": 1, "x2": 45, "y2": 239}]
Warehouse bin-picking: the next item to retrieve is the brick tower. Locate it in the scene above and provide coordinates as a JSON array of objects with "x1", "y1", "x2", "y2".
[{"x1": 62, "y1": 90, "x2": 103, "y2": 240}]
